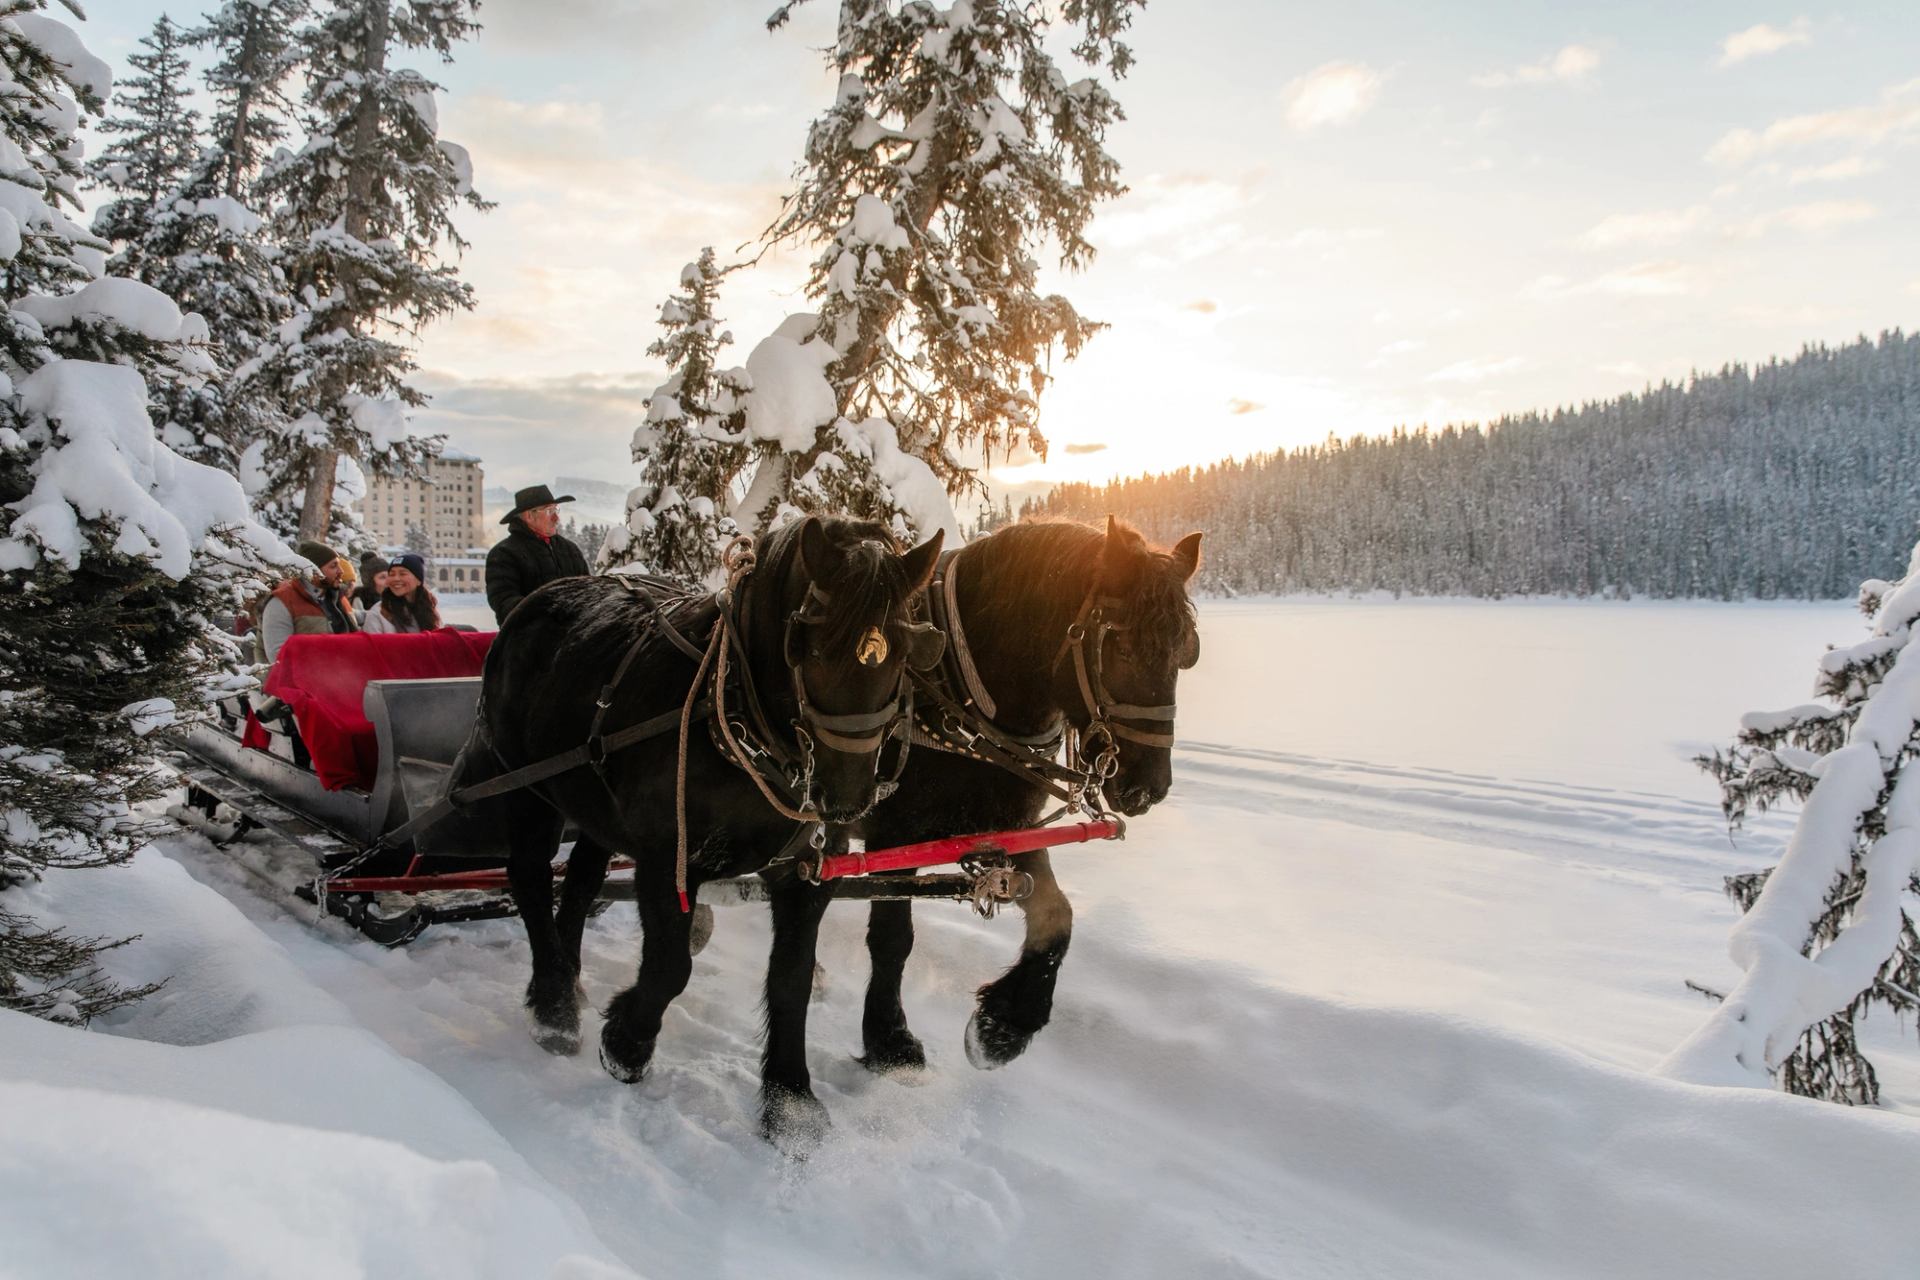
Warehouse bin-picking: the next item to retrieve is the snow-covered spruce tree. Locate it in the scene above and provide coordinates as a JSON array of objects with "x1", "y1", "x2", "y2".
[
  {"x1": 84, "y1": 15, "x2": 200, "y2": 280},
  {"x1": 1661, "y1": 546, "x2": 1920, "y2": 1102},
  {"x1": 707, "y1": 0, "x2": 1140, "y2": 540},
  {"x1": 603, "y1": 248, "x2": 748, "y2": 582},
  {"x1": 251, "y1": 0, "x2": 487, "y2": 542},
  {"x1": 87, "y1": 3, "x2": 305, "y2": 481},
  {"x1": 0, "y1": 3, "x2": 291, "y2": 1024}
]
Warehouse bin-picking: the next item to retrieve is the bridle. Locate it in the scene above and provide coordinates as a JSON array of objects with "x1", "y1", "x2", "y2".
[
  {"x1": 712, "y1": 540, "x2": 922, "y2": 815},
  {"x1": 1051, "y1": 580, "x2": 1179, "y2": 751},
  {"x1": 910, "y1": 548, "x2": 1181, "y2": 817}
]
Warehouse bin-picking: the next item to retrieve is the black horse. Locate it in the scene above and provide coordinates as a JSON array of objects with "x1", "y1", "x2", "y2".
[
  {"x1": 457, "y1": 515, "x2": 941, "y2": 1141},
  {"x1": 842, "y1": 517, "x2": 1201, "y2": 1076}
]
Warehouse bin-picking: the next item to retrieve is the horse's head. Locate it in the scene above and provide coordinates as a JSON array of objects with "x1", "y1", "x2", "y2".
[
  {"x1": 1053, "y1": 516, "x2": 1202, "y2": 816},
  {"x1": 770, "y1": 515, "x2": 944, "y2": 823}
]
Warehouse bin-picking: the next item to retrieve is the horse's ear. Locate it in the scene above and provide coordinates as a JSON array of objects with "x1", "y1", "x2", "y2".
[
  {"x1": 798, "y1": 515, "x2": 833, "y2": 582},
  {"x1": 1172, "y1": 532, "x2": 1202, "y2": 582},
  {"x1": 901, "y1": 528, "x2": 944, "y2": 594},
  {"x1": 1100, "y1": 514, "x2": 1135, "y2": 583}
]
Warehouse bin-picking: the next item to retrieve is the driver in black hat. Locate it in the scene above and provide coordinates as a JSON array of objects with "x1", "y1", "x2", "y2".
[{"x1": 485, "y1": 483, "x2": 590, "y2": 625}]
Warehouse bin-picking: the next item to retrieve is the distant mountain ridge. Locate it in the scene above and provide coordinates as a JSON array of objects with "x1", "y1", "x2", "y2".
[
  {"x1": 483, "y1": 475, "x2": 629, "y2": 527},
  {"x1": 1030, "y1": 331, "x2": 1920, "y2": 600}
]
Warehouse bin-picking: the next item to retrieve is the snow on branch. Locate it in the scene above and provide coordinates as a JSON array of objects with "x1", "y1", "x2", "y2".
[{"x1": 1662, "y1": 540, "x2": 1920, "y2": 1096}]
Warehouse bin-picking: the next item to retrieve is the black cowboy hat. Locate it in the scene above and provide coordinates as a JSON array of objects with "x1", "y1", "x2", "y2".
[{"x1": 500, "y1": 483, "x2": 576, "y2": 525}]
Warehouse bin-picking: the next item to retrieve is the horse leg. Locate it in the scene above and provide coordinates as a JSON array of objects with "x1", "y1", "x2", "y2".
[
  {"x1": 761, "y1": 874, "x2": 837, "y2": 1155},
  {"x1": 860, "y1": 885, "x2": 926, "y2": 1073},
  {"x1": 502, "y1": 799, "x2": 576, "y2": 1054},
  {"x1": 966, "y1": 850, "x2": 1072, "y2": 1070},
  {"x1": 555, "y1": 835, "x2": 615, "y2": 979},
  {"x1": 598, "y1": 883, "x2": 695, "y2": 1085}
]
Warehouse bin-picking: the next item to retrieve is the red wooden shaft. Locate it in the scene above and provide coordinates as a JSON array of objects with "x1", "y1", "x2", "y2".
[
  {"x1": 813, "y1": 819, "x2": 1121, "y2": 882},
  {"x1": 326, "y1": 821, "x2": 1120, "y2": 894}
]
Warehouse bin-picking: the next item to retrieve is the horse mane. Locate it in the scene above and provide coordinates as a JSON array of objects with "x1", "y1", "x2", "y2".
[
  {"x1": 756, "y1": 515, "x2": 910, "y2": 655},
  {"x1": 960, "y1": 517, "x2": 1197, "y2": 671}
]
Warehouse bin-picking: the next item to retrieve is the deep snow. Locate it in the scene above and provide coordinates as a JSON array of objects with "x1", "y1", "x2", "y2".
[{"x1": 7, "y1": 598, "x2": 1919, "y2": 1279}]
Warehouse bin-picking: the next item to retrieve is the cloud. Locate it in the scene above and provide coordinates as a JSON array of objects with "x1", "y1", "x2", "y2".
[
  {"x1": 1369, "y1": 339, "x2": 1426, "y2": 367},
  {"x1": 706, "y1": 101, "x2": 780, "y2": 120},
  {"x1": 479, "y1": 0, "x2": 767, "y2": 51},
  {"x1": 408, "y1": 369, "x2": 659, "y2": 492},
  {"x1": 1718, "y1": 19, "x2": 1811, "y2": 67},
  {"x1": 1598, "y1": 361, "x2": 1649, "y2": 379},
  {"x1": 427, "y1": 91, "x2": 810, "y2": 379},
  {"x1": 1524, "y1": 262, "x2": 1696, "y2": 299},
  {"x1": 1706, "y1": 77, "x2": 1920, "y2": 167},
  {"x1": 1586, "y1": 263, "x2": 1697, "y2": 296},
  {"x1": 1471, "y1": 44, "x2": 1602, "y2": 90},
  {"x1": 1062, "y1": 442, "x2": 1109, "y2": 455},
  {"x1": 1425, "y1": 357, "x2": 1524, "y2": 384},
  {"x1": 1576, "y1": 205, "x2": 1710, "y2": 250},
  {"x1": 1283, "y1": 226, "x2": 1386, "y2": 257},
  {"x1": 1282, "y1": 62, "x2": 1383, "y2": 130},
  {"x1": 1227, "y1": 398, "x2": 1265, "y2": 415},
  {"x1": 1789, "y1": 156, "x2": 1885, "y2": 184},
  {"x1": 1724, "y1": 200, "x2": 1878, "y2": 238},
  {"x1": 1096, "y1": 175, "x2": 1256, "y2": 261},
  {"x1": 1182, "y1": 299, "x2": 1218, "y2": 314}
]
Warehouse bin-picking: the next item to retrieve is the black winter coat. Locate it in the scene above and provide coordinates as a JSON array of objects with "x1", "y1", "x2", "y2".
[{"x1": 486, "y1": 525, "x2": 590, "y2": 624}]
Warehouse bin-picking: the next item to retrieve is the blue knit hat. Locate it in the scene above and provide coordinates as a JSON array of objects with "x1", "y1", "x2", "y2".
[{"x1": 387, "y1": 553, "x2": 428, "y2": 582}]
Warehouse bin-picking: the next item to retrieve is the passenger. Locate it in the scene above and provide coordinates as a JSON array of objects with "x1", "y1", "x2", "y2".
[
  {"x1": 257, "y1": 540, "x2": 359, "y2": 664},
  {"x1": 360, "y1": 553, "x2": 442, "y2": 635},
  {"x1": 352, "y1": 551, "x2": 387, "y2": 612},
  {"x1": 486, "y1": 483, "x2": 589, "y2": 625}
]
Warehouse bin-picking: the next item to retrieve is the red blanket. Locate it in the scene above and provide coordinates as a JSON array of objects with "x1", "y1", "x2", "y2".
[{"x1": 262, "y1": 630, "x2": 495, "y2": 791}]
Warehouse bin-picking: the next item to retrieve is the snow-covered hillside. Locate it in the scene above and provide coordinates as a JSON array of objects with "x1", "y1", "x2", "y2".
[{"x1": 8, "y1": 599, "x2": 1918, "y2": 1279}]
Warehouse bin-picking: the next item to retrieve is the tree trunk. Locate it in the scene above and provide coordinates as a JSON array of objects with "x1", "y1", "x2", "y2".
[
  {"x1": 298, "y1": 448, "x2": 338, "y2": 540},
  {"x1": 223, "y1": 12, "x2": 259, "y2": 198},
  {"x1": 298, "y1": 1, "x2": 387, "y2": 544}
]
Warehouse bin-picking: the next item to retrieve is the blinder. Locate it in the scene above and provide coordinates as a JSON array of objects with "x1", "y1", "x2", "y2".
[
  {"x1": 1054, "y1": 587, "x2": 1185, "y2": 750},
  {"x1": 902, "y1": 620, "x2": 946, "y2": 671},
  {"x1": 1175, "y1": 628, "x2": 1200, "y2": 671},
  {"x1": 777, "y1": 577, "x2": 922, "y2": 786}
]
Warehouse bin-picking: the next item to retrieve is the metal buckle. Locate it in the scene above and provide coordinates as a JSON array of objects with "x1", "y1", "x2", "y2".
[{"x1": 958, "y1": 851, "x2": 1034, "y2": 919}]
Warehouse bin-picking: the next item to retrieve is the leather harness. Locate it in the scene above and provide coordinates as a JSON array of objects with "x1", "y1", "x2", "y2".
[{"x1": 908, "y1": 546, "x2": 1180, "y2": 807}]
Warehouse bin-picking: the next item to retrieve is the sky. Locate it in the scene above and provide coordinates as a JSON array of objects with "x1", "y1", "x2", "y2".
[{"x1": 87, "y1": 1, "x2": 1920, "y2": 507}]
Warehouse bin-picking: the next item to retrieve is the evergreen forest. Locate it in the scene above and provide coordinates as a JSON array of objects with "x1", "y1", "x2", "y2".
[{"x1": 1029, "y1": 332, "x2": 1920, "y2": 598}]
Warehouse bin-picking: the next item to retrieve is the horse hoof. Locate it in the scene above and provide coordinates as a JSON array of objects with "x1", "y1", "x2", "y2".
[
  {"x1": 964, "y1": 1009, "x2": 1031, "y2": 1070},
  {"x1": 530, "y1": 1021, "x2": 580, "y2": 1056},
  {"x1": 761, "y1": 1087, "x2": 831, "y2": 1159},
  {"x1": 598, "y1": 1028, "x2": 654, "y2": 1084},
  {"x1": 688, "y1": 903, "x2": 715, "y2": 957},
  {"x1": 858, "y1": 1027, "x2": 927, "y2": 1076},
  {"x1": 526, "y1": 997, "x2": 581, "y2": 1056}
]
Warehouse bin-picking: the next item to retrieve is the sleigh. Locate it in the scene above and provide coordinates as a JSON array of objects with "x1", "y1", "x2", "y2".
[{"x1": 168, "y1": 631, "x2": 1120, "y2": 946}]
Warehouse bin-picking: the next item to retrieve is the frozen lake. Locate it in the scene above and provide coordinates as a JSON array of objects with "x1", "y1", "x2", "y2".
[{"x1": 1181, "y1": 596, "x2": 1856, "y2": 799}]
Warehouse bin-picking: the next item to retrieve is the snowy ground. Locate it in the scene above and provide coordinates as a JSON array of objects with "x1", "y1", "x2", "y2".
[{"x1": 10, "y1": 598, "x2": 1920, "y2": 1279}]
